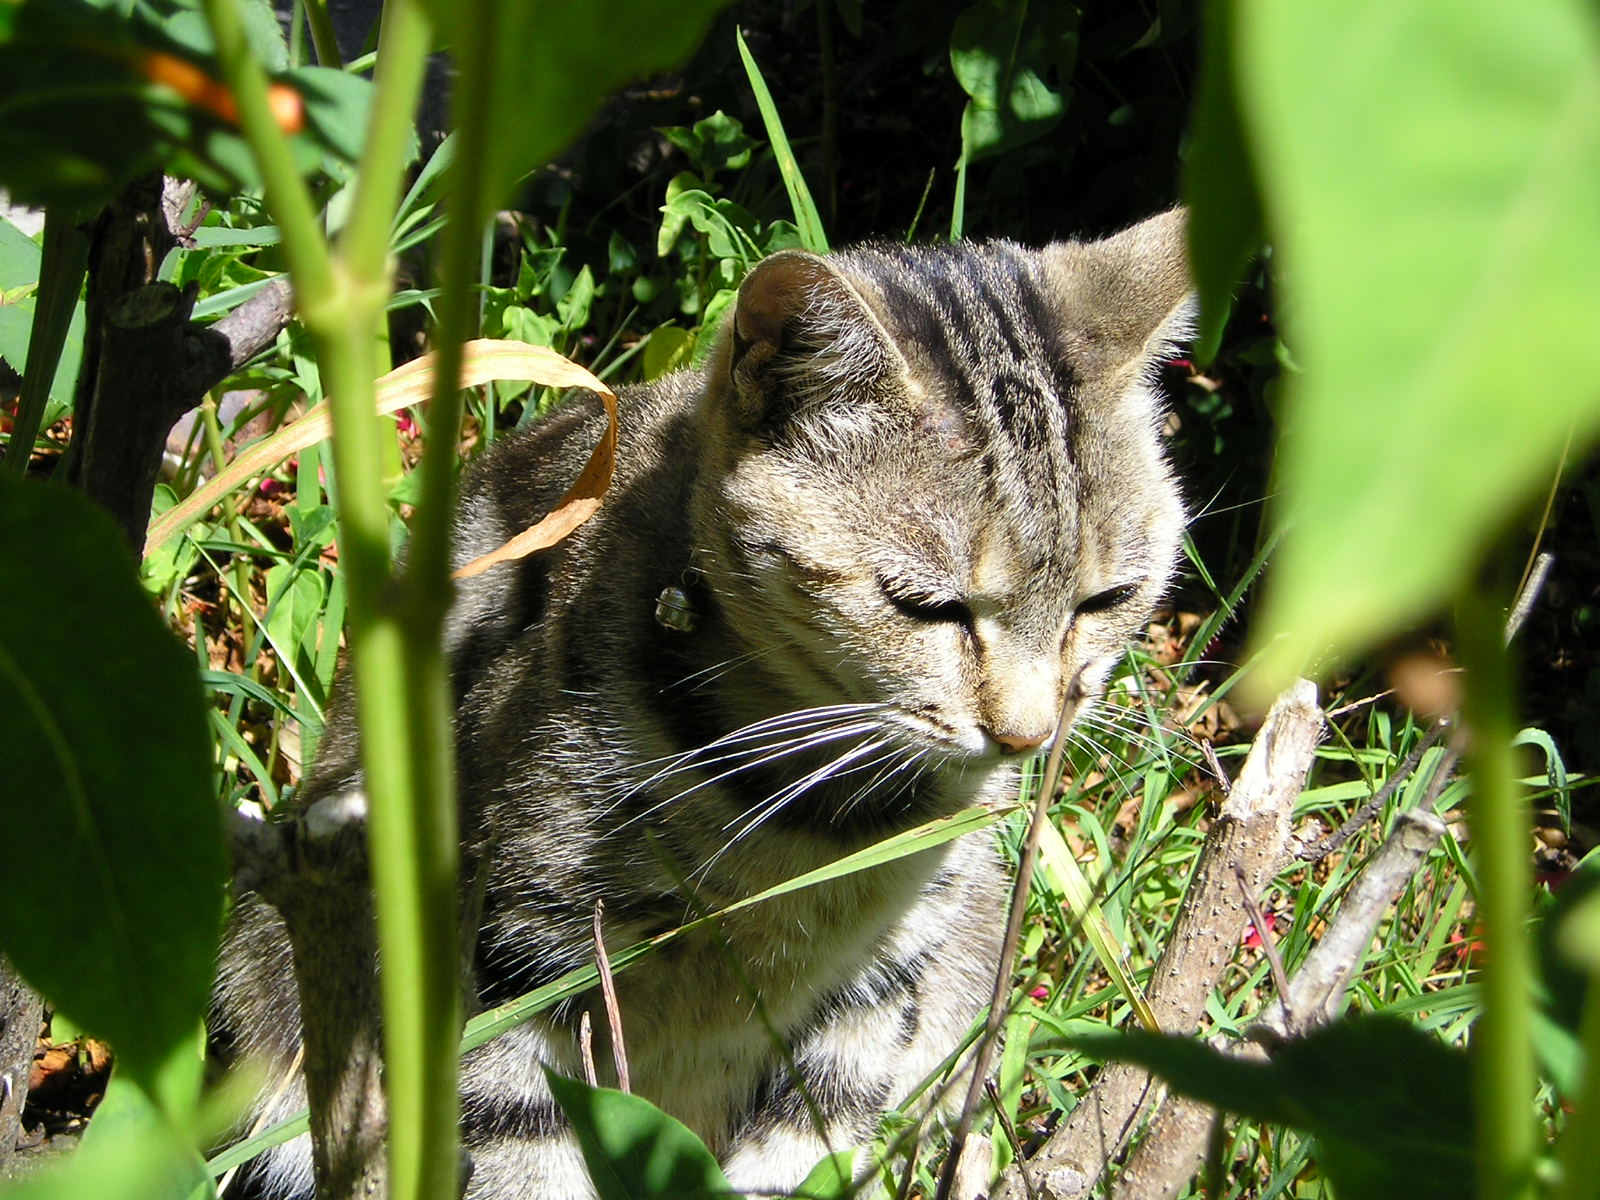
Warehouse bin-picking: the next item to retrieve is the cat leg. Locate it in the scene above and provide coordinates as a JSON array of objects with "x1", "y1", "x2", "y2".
[
  {"x1": 459, "y1": 1021, "x2": 599, "y2": 1200},
  {"x1": 722, "y1": 853, "x2": 1003, "y2": 1196},
  {"x1": 720, "y1": 954, "x2": 967, "y2": 1195}
]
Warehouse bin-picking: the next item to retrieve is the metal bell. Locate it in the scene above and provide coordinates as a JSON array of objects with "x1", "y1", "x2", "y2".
[{"x1": 654, "y1": 585, "x2": 696, "y2": 633}]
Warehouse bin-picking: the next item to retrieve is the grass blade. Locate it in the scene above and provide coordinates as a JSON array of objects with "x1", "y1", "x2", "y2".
[{"x1": 736, "y1": 27, "x2": 828, "y2": 254}]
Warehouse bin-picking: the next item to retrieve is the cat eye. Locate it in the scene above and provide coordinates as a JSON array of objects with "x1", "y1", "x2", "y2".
[
  {"x1": 1077, "y1": 582, "x2": 1141, "y2": 615},
  {"x1": 882, "y1": 586, "x2": 973, "y2": 627}
]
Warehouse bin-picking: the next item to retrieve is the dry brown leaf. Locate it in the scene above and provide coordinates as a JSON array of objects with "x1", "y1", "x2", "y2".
[
  {"x1": 451, "y1": 380, "x2": 617, "y2": 579},
  {"x1": 142, "y1": 340, "x2": 613, "y2": 558}
]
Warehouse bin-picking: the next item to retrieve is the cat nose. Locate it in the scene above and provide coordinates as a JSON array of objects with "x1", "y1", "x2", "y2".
[{"x1": 992, "y1": 729, "x2": 1049, "y2": 754}]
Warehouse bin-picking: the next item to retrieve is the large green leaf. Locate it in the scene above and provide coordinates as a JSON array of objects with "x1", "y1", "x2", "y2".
[
  {"x1": 0, "y1": 478, "x2": 224, "y2": 1114},
  {"x1": 949, "y1": 0, "x2": 1072, "y2": 164},
  {"x1": 545, "y1": 1071, "x2": 733, "y2": 1200},
  {"x1": 0, "y1": 1113, "x2": 197, "y2": 1200},
  {"x1": 1214, "y1": 0, "x2": 1600, "y2": 687}
]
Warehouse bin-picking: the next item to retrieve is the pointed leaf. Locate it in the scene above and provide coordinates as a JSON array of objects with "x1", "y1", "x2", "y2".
[
  {"x1": 0, "y1": 478, "x2": 223, "y2": 1114},
  {"x1": 1071, "y1": 1016, "x2": 1475, "y2": 1200}
]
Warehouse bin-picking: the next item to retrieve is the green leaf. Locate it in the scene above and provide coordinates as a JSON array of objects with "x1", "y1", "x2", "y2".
[
  {"x1": 440, "y1": 0, "x2": 733, "y2": 227},
  {"x1": 658, "y1": 110, "x2": 756, "y2": 181},
  {"x1": 263, "y1": 563, "x2": 328, "y2": 669},
  {"x1": 545, "y1": 1071, "x2": 733, "y2": 1200},
  {"x1": 288, "y1": 64, "x2": 389, "y2": 168},
  {"x1": 794, "y1": 1149, "x2": 856, "y2": 1200},
  {"x1": 1182, "y1": 0, "x2": 1263, "y2": 363},
  {"x1": 1071, "y1": 1016, "x2": 1476, "y2": 1200},
  {"x1": 1034, "y1": 818, "x2": 1156, "y2": 1031},
  {"x1": 0, "y1": 0, "x2": 373, "y2": 209},
  {"x1": 1235, "y1": 0, "x2": 1600, "y2": 689},
  {"x1": 950, "y1": 0, "x2": 1068, "y2": 164},
  {"x1": 0, "y1": 477, "x2": 224, "y2": 1115},
  {"x1": 78, "y1": 1072, "x2": 214, "y2": 1198},
  {"x1": 1512, "y1": 726, "x2": 1570, "y2": 831},
  {"x1": 0, "y1": 1106, "x2": 196, "y2": 1200},
  {"x1": 641, "y1": 325, "x2": 692, "y2": 381}
]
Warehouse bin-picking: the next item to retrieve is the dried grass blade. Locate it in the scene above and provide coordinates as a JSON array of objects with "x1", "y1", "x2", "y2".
[
  {"x1": 451, "y1": 375, "x2": 617, "y2": 579},
  {"x1": 142, "y1": 340, "x2": 612, "y2": 558}
]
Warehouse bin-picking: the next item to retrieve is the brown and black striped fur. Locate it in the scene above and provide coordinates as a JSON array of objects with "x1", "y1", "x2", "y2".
[{"x1": 214, "y1": 210, "x2": 1192, "y2": 1198}]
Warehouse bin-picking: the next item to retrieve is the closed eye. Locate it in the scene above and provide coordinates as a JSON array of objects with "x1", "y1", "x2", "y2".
[
  {"x1": 882, "y1": 584, "x2": 972, "y2": 626},
  {"x1": 1076, "y1": 582, "x2": 1141, "y2": 615}
]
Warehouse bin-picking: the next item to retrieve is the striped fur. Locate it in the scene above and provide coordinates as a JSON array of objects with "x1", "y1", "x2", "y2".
[{"x1": 214, "y1": 210, "x2": 1192, "y2": 1199}]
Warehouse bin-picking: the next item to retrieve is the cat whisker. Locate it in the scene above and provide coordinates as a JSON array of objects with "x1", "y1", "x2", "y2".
[
  {"x1": 712, "y1": 731, "x2": 895, "y2": 834},
  {"x1": 1076, "y1": 702, "x2": 1200, "y2": 757},
  {"x1": 600, "y1": 709, "x2": 893, "y2": 832},
  {"x1": 666, "y1": 643, "x2": 784, "y2": 692},
  {"x1": 600, "y1": 703, "x2": 891, "y2": 793},
  {"x1": 698, "y1": 735, "x2": 901, "y2": 877},
  {"x1": 832, "y1": 744, "x2": 931, "y2": 823}
]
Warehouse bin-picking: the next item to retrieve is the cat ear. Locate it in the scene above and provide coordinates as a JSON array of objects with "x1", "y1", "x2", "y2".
[
  {"x1": 1041, "y1": 207, "x2": 1194, "y2": 384},
  {"x1": 725, "y1": 250, "x2": 903, "y2": 429}
]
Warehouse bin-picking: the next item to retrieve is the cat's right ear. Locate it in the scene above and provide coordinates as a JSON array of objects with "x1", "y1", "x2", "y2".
[
  {"x1": 1042, "y1": 207, "x2": 1195, "y2": 388},
  {"x1": 725, "y1": 250, "x2": 901, "y2": 430}
]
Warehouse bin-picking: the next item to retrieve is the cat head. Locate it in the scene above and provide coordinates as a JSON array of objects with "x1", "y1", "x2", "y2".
[{"x1": 693, "y1": 211, "x2": 1191, "y2": 763}]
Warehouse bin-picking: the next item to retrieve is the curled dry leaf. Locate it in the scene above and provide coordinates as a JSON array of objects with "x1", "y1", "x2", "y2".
[
  {"x1": 142, "y1": 340, "x2": 619, "y2": 561},
  {"x1": 452, "y1": 370, "x2": 617, "y2": 579}
]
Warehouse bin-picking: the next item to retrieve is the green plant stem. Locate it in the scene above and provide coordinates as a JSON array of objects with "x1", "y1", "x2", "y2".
[
  {"x1": 1457, "y1": 585, "x2": 1537, "y2": 1200},
  {"x1": 341, "y1": 0, "x2": 432, "y2": 286},
  {"x1": 303, "y1": 0, "x2": 343, "y2": 69},
  {"x1": 407, "y1": 0, "x2": 498, "y2": 585},
  {"x1": 325, "y1": 5, "x2": 462, "y2": 1200},
  {"x1": 199, "y1": 2, "x2": 457, "y2": 1199}
]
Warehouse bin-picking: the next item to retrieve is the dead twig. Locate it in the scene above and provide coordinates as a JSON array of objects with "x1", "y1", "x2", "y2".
[
  {"x1": 592, "y1": 900, "x2": 630, "y2": 1094},
  {"x1": 1235, "y1": 866, "x2": 1292, "y2": 1017},
  {"x1": 1302, "y1": 721, "x2": 1449, "y2": 863},
  {"x1": 986, "y1": 1078, "x2": 1039, "y2": 1200},
  {"x1": 1112, "y1": 807, "x2": 1446, "y2": 1200},
  {"x1": 578, "y1": 1011, "x2": 598, "y2": 1089}
]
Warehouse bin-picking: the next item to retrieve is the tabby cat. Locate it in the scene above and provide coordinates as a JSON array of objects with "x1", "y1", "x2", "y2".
[{"x1": 214, "y1": 209, "x2": 1192, "y2": 1198}]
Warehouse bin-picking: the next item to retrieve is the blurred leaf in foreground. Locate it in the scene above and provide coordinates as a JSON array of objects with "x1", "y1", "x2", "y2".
[
  {"x1": 1205, "y1": 0, "x2": 1600, "y2": 689},
  {"x1": 0, "y1": 477, "x2": 224, "y2": 1116}
]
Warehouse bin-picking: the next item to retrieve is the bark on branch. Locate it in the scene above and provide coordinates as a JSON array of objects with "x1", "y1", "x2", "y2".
[
  {"x1": 0, "y1": 958, "x2": 40, "y2": 1173},
  {"x1": 61, "y1": 175, "x2": 295, "y2": 549},
  {"x1": 230, "y1": 800, "x2": 389, "y2": 1200},
  {"x1": 1109, "y1": 808, "x2": 1446, "y2": 1200}
]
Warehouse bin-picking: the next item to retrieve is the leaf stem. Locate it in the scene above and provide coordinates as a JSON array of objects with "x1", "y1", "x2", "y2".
[
  {"x1": 303, "y1": 0, "x2": 343, "y2": 69},
  {"x1": 199, "y1": 1, "x2": 456, "y2": 1198},
  {"x1": 1457, "y1": 584, "x2": 1537, "y2": 1200}
]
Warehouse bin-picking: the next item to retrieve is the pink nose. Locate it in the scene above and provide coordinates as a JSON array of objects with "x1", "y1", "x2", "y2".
[{"x1": 993, "y1": 729, "x2": 1049, "y2": 754}]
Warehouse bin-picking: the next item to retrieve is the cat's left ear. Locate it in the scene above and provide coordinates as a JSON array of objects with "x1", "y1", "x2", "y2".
[
  {"x1": 1041, "y1": 207, "x2": 1194, "y2": 386},
  {"x1": 724, "y1": 250, "x2": 904, "y2": 429}
]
